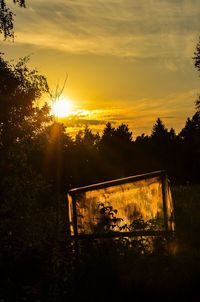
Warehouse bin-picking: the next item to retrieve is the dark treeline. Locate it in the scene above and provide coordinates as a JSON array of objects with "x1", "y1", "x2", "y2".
[{"x1": 56, "y1": 112, "x2": 200, "y2": 188}]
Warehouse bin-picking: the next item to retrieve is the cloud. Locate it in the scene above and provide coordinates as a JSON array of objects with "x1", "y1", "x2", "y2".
[
  {"x1": 9, "y1": 0, "x2": 200, "y2": 60},
  {"x1": 61, "y1": 116, "x2": 105, "y2": 127},
  {"x1": 59, "y1": 88, "x2": 198, "y2": 137},
  {"x1": 2, "y1": 1, "x2": 198, "y2": 139}
]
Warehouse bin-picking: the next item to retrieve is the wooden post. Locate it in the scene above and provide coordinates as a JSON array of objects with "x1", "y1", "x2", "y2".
[
  {"x1": 72, "y1": 194, "x2": 79, "y2": 259},
  {"x1": 161, "y1": 173, "x2": 168, "y2": 232}
]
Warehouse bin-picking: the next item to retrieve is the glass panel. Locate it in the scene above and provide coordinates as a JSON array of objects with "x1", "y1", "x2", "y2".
[
  {"x1": 68, "y1": 175, "x2": 174, "y2": 236},
  {"x1": 166, "y1": 181, "x2": 175, "y2": 231},
  {"x1": 67, "y1": 195, "x2": 74, "y2": 235}
]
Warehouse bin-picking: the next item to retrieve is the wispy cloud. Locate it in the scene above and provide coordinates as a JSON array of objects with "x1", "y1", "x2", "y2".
[
  {"x1": 10, "y1": 0, "x2": 200, "y2": 60},
  {"x1": 4, "y1": 0, "x2": 199, "y2": 137}
]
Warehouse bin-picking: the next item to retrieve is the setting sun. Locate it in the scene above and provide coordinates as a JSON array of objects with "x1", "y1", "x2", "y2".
[{"x1": 51, "y1": 98, "x2": 73, "y2": 118}]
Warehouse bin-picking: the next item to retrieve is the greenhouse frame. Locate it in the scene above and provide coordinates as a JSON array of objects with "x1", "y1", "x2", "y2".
[{"x1": 67, "y1": 170, "x2": 175, "y2": 240}]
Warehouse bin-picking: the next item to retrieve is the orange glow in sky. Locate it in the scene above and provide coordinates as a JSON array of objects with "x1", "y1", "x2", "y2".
[{"x1": 2, "y1": 0, "x2": 200, "y2": 136}]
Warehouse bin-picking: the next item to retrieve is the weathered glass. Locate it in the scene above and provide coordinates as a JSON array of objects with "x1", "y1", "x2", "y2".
[{"x1": 68, "y1": 171, "x2": 174, "y2": 237}]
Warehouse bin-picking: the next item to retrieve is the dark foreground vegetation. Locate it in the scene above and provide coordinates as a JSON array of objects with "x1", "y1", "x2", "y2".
[
  {"x1": 1, "y1": 185, "x2": 200, "y2": 301},
  {"x1": 1, "y1": 38, "x2": 200, "y2": 301}
]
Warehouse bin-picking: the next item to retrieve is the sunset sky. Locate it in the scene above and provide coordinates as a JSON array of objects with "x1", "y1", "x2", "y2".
[{"x1": 1, "y1": 0, "x2": 200, "y2": 137}]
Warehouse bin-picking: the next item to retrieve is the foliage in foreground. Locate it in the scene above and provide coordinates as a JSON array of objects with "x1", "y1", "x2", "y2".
[{"x1": 0, "y1": 0, "x2": 25, "y2": 39}]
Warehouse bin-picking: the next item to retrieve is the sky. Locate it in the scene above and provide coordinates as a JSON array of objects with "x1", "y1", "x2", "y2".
[{"x1": 1, "y1": 0, "x2": 200, "y2": 137}]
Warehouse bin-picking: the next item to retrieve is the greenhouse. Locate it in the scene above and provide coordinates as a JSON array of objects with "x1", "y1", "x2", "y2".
[{"x1": 67, "y1": 170, "x2": 175, "y2": 239}]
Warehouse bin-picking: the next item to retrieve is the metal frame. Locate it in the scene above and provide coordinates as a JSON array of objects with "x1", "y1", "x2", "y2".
[
  {"x1": 69, "y1": 170, "x2": 166, "y2": 195},
  {"x1": 68, "y1": 170, "x2": 173, "y2": 240}
]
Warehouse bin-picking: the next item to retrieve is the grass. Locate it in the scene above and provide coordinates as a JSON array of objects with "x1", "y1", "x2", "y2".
[
  {"x1": 171, "y1": 185, "x2": 200, "y2": 254},
  {"x1": 1, "y1": 185, "x2": 200, "y2": 301}
]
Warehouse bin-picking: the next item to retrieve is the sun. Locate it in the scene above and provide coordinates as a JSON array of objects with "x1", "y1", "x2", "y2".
[{"x1": 51, "y1": 97, "x2": 73, "y2": 118}]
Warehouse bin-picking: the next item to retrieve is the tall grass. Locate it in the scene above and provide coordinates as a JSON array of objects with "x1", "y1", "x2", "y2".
[{"x1": 172, "y1": 185, "x2": 200, "y2": 254}]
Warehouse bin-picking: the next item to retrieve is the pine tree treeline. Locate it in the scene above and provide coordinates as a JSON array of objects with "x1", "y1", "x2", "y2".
[{"x1": 62, "y1": 114, "x2": 200, "y2": 187}]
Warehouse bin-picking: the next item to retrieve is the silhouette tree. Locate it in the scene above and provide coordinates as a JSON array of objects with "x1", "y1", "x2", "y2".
[
  {"x1": 195, "y1": 95, "x2": 200, "y2": 112},
  {"x1": 70, "y1": 126, "x2": 102, "y2": 186},
  {"x1": 194, "y1": 36, "x2": 200, "y2": 73},
  {"x1": 135, "y1": 133, "x2": 149, "y2": 144},
  {"x1": 97, "y1": 122, "x2": 117, "y2": 172},
  {"x1": 149, "y1": 118, "x2": 180, "y2": 179},
  {"x1": 100, "y1": 122, "x2": 132, "y2": 148},
  {"x1": 178, "y1": 112, "x2": 200, "y2": 182},
  {"x1": 193, "y1": 38, "x2": 200, "y2": 114},
  {"x1": 75, "y1": 125, "x2": 100, "y2": 147},
  {"x1": 151, "y1": 118, "x2": 169, "y2": 143},
  {"x1": 168, "y1": 128, "x2": 176, "y2": 140},
  {"x1": 0, "y1": 54, "x2": 50, "y2": 150},
  {"x1": 0, "y1": 0, "x2": 25, "y2": 39},
  {"x1": 115, "y1": 123, "x2": 133, "y2": 146},
  {"x1": 0, "y1": 55, "x2": 55, "y2": 268},
  {"x1": 100, "y1": 122, "x2": 115, "y2": 146},
  {"x1": 97, "y1": 123, "x2": 133, "y2": 179}
]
